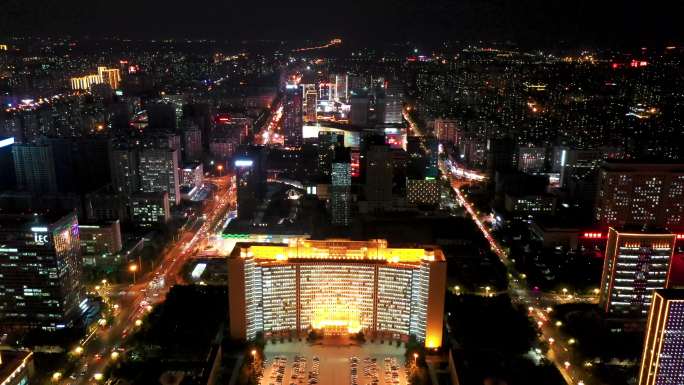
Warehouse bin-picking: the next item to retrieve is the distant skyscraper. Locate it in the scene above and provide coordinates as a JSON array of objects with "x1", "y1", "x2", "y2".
[
  {"x1": 595, "y1": 162, "x2": 684, "y2": 230},
  {"x1": 12, "y1": 143, "x2": 58, "y2": 193},
  {"x1": 335, "y1": 74, "x2": 349, "y2": 103},
  {"x1": 365, "y1": 145, "x2": 393, "y2": 210},
  {"x1": 638, "y1": 289, "x2": 684, "y2": 385},
  {"x1": 599, "y1": 228, "x2": 676, "y2": 317},
  {"x1": 283, "y1": 84, "x2": 303, "y2": 147},
  {"x1": 331, "y1": 146, "x2": 352, "y2": 226},
  {"x1": 304, "y1": 86, "x2": 318, "y2": 123},
  {"x1": 139, "y1": 148, "x2": 180, "y2": 206},
  {"x1": 0, "y1": 212, "x2": 83, "y2": 330}
]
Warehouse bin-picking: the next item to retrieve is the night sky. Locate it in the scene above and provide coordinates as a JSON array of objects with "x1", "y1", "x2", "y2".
[{"x1": 1, "y1": 0, "x2": 682, "y2": 47}]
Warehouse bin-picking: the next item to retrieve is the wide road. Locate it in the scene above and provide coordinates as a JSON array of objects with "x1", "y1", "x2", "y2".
[
  {"x1": 58, "y1": 175, "x2": 235, "y2": 385},
  {"x1": 440, "y1": 159, "x2": 599, "y2": 385}
]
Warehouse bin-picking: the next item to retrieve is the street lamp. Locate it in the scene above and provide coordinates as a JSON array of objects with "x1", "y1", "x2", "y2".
[
  {"x1": 52, "y1": 372, "x2": 62, "y2": 382},
  {"x1": 129, "y1": 264, "x2": 138, "y2": 284},
  {"x1": 413, "y1": 352, "x2": 418, "y2": 366},
  {"x1": 74, "y1": 346, "x2": 84, "y2": 355},
  {"x1": 111, "y1": 351, "x2": 120, "y2": 360},
  {"x1": 134, "y1": 319, "x2": 143, "y2": 327},
  {"x1": 217, "y1": 164, "x2": 224, "y2": 177}
]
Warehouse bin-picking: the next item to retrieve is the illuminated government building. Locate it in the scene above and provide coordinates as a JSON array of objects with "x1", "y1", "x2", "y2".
[{"x1": 228, "y1": 239, "x2": 446, "y2": 348}]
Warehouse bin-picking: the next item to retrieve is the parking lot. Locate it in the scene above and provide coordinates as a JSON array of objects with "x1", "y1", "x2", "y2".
[{"x1": 259, "y1": 341, "x2": 408, "y2": 385}]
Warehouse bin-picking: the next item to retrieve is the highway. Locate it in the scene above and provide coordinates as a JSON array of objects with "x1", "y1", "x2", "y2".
[{"x1": 56, "y1": 175, "x2": 235, "y2": 385}]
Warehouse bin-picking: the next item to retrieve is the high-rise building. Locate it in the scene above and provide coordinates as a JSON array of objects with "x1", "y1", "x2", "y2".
[
  {"x1": 234, "y1": 147, "x2": 266, "y2": 221},
  {"x1": 228, "y1": 239, "x2": 446, "y2": 348},
  {"x1": 599, "y1": 228, "x2": 676, "y2": 317},
  {"x1": 304, "y1": 87, "x2": 318, "y2": 123},
  {"x1": 130, "y1": 192, "x2": 171, "y2": 226},
  {"x1": 109, "y1": 145, "x2": 139, "y2": 195},
  {"x1": 139, "y1": 148, "x2": 180, "y2": 206},
  {"x1": 78, "y1": 221, "x2": 123, "y2": 265},
  {"x1": 595, "y1": 162, "x2": 684, "y2": 230},
  {"x1": 180, "y1": 162, "x2": 203, "y2": 189},
  {"x1": 283, "y1": 84, "x2": 303, "y2": 147},
  {"x1": 12, "y1": 143, "x2": 58, "y2": 193},
  {"x1": 350, "y1": 96, "x2": 369, "y2": 127},
  {"x1": 517, "y1": 146, "x2": 547, "y2": 173},
  {"x1": 638, "y1": 289, "x2": 684, "y2": 385},
  {"x1": 434, "y1": 119, "x2": 459, "y2": 144},
  {"x1": 365, "y1": 145, "x2": 393, "y2": 210},
  {"x1": 334, "y1": 74, "x2": 349, "y2": 103},
  {"x1": 0, "y1": 212, "x2": 83, "y2": 330},
  {"x1": 407, "y1": 179, "x2": 440, "y2": 207},
  {"x1": 182, "y1": 125, "x2": 203, "y2": 162},
  {"x1": 331, "y1": 147, "x2": 352, "y2": 226},
  {"x1": 381, "y1": 96, "x2": 403, "y2": 124}
]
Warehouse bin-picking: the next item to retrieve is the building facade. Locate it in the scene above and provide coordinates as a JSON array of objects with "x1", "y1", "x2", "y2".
[
  {"x1": 595, "y1": 162, "x2": 684, "y2": 230},
  {"x1": 0, "y1": 212, "x2": 83, "y2": 330},
  {"x1": 599, "y1": 228, "x2": 676, "y2": 317},
  {"x1": 638, "y1": 289, "x2": 684, "y2": 385},
  {"x1": 139, "y1": 148, "x2": 180, "y2": 206},
  {"x1": 228, "y1": 239, "x2": 446, "y2": 348}
]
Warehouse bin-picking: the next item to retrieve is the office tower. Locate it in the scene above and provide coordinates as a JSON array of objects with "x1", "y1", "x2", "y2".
[
  {"x1": 434, "y1": 119, "x2": 459, "y2": 143},
  {"x1": 487, "y1": 137, "x2": 516, "y2": 176},
  {"x1": 350, "y1": 96, "x2": 369, "y2": 127},
  {"x1": 599, "y1": 228, "x2": 676, "y2": 317},
  {"x1": 109, "y1": 144, "x2": 139, "y2": 195},
  {"x1": 130, "y1": 192, "x2": 171, "y2": 226},
  {"x1": 365, "y1": 145, "x2": 393, "y2": 209},
  {"x1": 638, "y1": 289, "x2": 684, "y2": 385},
  {"x1": 85, "y1": 188, "x2": 128, "y2": 222},
  {"x1": 381, "y1": 96, "x2": 403, "y2": 124},
  {"x1": 595, "y1": 162, "x2": 684, "y2": 229},
  {"x1": 234, "y1": 147, "x2": 266, "y2": 221},
  {"x1": 335, "y1": 74, "x2": 348, "y2": 103},
  {"x1": 78, "y1": 221, "x2": 123, "y2": 265},
  {"x1": 407, "y1": 179, "x2": 440, "y2": 207},
  {"x1": 0, "y1": 137, "x2": 16, "y2": 190},
  {"x1": 283, "y1": 84, "x2": 303, "y2": 147},
  {"x1": 182, "y1": 124, "x2": 203, "y2": 162},
  {"x1": 319, "y1": 82, "x2": 331, "y2": 101},
  {"x1": 517, "y1": 146, "x2": 547, "y2": 173},
  {"x1": 425, "y1": 136, "x2": 439, "y2": 178},
  {"x1": 331, "y1": 146, "x2": 352, "y2": 226},
  {"x1": 228, "y1": 239, "x2": 446, "y2": 347},
  {"x1": 139, "y1": 148, "x2": 180, "y2": 206},
  {"x1": 12, "y1": 143, "x2": 58, "y2": 193},
  {"x1": 0, "y1": 212, "x2": 83, "y2": 330},
  {"x1": 180, "y1": 163, "x2": 203, "y2": 188},
  {"x1": 304, "y1": 86, "x2": 318, "y2": 123}
]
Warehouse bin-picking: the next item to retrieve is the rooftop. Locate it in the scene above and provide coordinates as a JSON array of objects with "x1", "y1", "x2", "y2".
[{"x1": 234, "y1": 238, "x2": 445, "y2": 264}]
